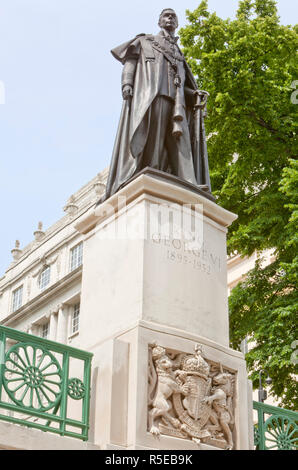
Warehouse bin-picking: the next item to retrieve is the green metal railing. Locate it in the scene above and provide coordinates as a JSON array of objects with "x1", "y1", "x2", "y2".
[
  {"x1": 0, "y1": 325, "x2": 93, "y2": 441},
  {"x1": 253, "y1": 400, "x2": 298, "y2": 450}
]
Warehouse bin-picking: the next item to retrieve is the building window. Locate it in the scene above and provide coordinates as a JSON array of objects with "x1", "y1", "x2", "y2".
[
  {"x1": 41, "y1": 322, "x2": 49, "y2": 339},
  {"x1": 71, "y1": 303, "x2": 80, "y2": 334},
  {"x1": 12, "y1": 286, "x2": 23, "y2": 312},
  {"x1": 39, "y1": 266, "x2": 51, "y2": 291},
  {"x1": 70, "y1": 242, "x2": 83, "y2": 271}
]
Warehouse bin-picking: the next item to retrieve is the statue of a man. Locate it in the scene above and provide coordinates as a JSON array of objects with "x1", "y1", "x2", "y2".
[{"x1": 102, "y1": 8, "x2": 211, "y2": 201}]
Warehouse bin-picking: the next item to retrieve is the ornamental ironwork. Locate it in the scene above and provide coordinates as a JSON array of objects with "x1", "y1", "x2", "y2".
[
  {"x1": 253, "y1": 401, "x2": 298, "y2": 450},
  {"x1": 0, "y1": 325, "x2": 93, "y2": 441},
  {"x1": 68, "y1": 378, "x2": 85, "y2": 400},
  {"x1": 3, "y1": 343, "x2": 62, "y2": 411},
  {"x1": 264, "y1": 415, "x2": 297, "y2": 450},
  {"x1": 254, "y1": 426, "x2": 261, "y2": 448}
]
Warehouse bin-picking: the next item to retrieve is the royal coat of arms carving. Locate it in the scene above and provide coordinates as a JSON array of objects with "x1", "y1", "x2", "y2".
[{"x1": 148, "y1": 343, "x2": 235, "y2": 449}]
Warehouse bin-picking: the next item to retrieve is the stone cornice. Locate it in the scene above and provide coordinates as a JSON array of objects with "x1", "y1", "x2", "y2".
[
  {"x1": 0, "y1": 266, "x2": 82, "y2": 327},
  {"x1": 138, "y1": 319, "x2": 244, "y2": 360},
  {"x1": 227, "y1": 253, "x2": 248, "y2": 267},
  {"x1": 2, "y1": 168, "x2": 109, "y2": 279},
  {"x1": 76, "y1": 173, "x2": 238, "y2": 235},
  {"x1": 0, "y1": 229, "x2": 83, "y2": 292},
  {"x1": 3, "y1": 212, "x2": 86, "y2": 278}
]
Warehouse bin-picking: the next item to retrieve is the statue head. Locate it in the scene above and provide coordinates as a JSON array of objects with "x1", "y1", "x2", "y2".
[{"x1": 158, "y1": 8, "x2": 178, "y2": 32}]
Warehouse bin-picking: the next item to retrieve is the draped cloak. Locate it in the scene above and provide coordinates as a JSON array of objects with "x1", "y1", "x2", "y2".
[{"x1": 103, "y1": 33, "x2": 211, "y2": 200}]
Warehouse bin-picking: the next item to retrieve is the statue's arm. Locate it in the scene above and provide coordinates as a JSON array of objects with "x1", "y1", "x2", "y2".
[
  {"x1": 121, "y1": 58, "x2": 137, "y2": 100},
  {"x1": 184, "y1": 85, "x2": 197, "y2": 106}
]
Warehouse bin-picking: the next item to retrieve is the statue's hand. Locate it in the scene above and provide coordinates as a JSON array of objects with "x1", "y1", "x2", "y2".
[
  {"x1": 193, "y1": 90, "x2": 209, "y2": 115},
  {"x1": 193, "y1": 89, "x2": 209, "y2": 97},
  {"x1": 122, "y1": 85, "x2": 133, "y2": 100}
]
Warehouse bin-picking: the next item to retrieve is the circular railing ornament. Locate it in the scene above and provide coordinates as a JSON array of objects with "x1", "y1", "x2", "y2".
[
  {"x1": 67, "y1": 378, "x2": 86, "y2": 400},
  {"x1": 264, "y1": 415, "x2": 298, "y2": 450},
  {"x1": 3, "y1": 342, "x2": 63, "y2": 412}
]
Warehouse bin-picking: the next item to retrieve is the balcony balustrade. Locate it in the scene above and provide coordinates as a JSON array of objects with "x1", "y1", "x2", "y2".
[
  {"x1": 253, "y1": 400, "x2": 298, "y2": 450},
  {"x1": 0, "y1": 325, "x2": 92, "y2": 441}
]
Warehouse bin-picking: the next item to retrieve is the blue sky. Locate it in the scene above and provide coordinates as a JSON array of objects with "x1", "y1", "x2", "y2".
[{"x1": 0, "y1": 0, "x2": 296, "y2": 276}]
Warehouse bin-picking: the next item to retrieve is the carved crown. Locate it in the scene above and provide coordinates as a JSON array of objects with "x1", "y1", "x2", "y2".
[{"x1": 181, "y1": 345, "x2": 210, "y2": 378}]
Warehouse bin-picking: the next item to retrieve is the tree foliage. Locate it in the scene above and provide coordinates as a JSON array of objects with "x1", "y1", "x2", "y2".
[{"x1": 180, "y1": 0, "x2": 298, "y2": 408}]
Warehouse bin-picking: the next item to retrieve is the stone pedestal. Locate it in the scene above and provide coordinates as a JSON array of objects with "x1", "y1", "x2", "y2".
[{"x1": 75, "y1": 173, "x2": 253, "y2": 450}]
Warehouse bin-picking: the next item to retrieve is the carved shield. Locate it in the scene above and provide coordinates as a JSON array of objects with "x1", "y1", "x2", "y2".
[
  {"x1": 173, "y1": 374, "x2": 212, "y2": 431},
  {"x1": 183, "y1": 376, "x2": 202, "y2": 419}
]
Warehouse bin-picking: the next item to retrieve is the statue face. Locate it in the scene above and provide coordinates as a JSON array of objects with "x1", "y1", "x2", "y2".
[{"x1": 159, "y1": 9, "x2": 178, "y2": 32}]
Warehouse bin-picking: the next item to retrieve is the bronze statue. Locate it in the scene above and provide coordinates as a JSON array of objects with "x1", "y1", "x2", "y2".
[{"x1": 102, "y1": 8, "x2": 211, "y2": 202}]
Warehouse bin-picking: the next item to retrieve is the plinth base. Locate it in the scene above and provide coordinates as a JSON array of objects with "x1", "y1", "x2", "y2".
[
  {"x1": 75, "y1": 173, "x2": 253, "y2": 450},
  {"x1": 92, "y1": 321, "x2": 253, "y2": 450}
]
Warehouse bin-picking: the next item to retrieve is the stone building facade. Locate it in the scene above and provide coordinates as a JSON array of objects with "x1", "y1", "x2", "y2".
[{"x1": 0, "y1": 170, "x2": 108, "y2": 346}]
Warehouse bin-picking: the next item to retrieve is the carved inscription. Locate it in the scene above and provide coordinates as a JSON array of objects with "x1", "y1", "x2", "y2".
[{"x1": 151, "y1": 234, "x2": 222, "y2": 275}]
